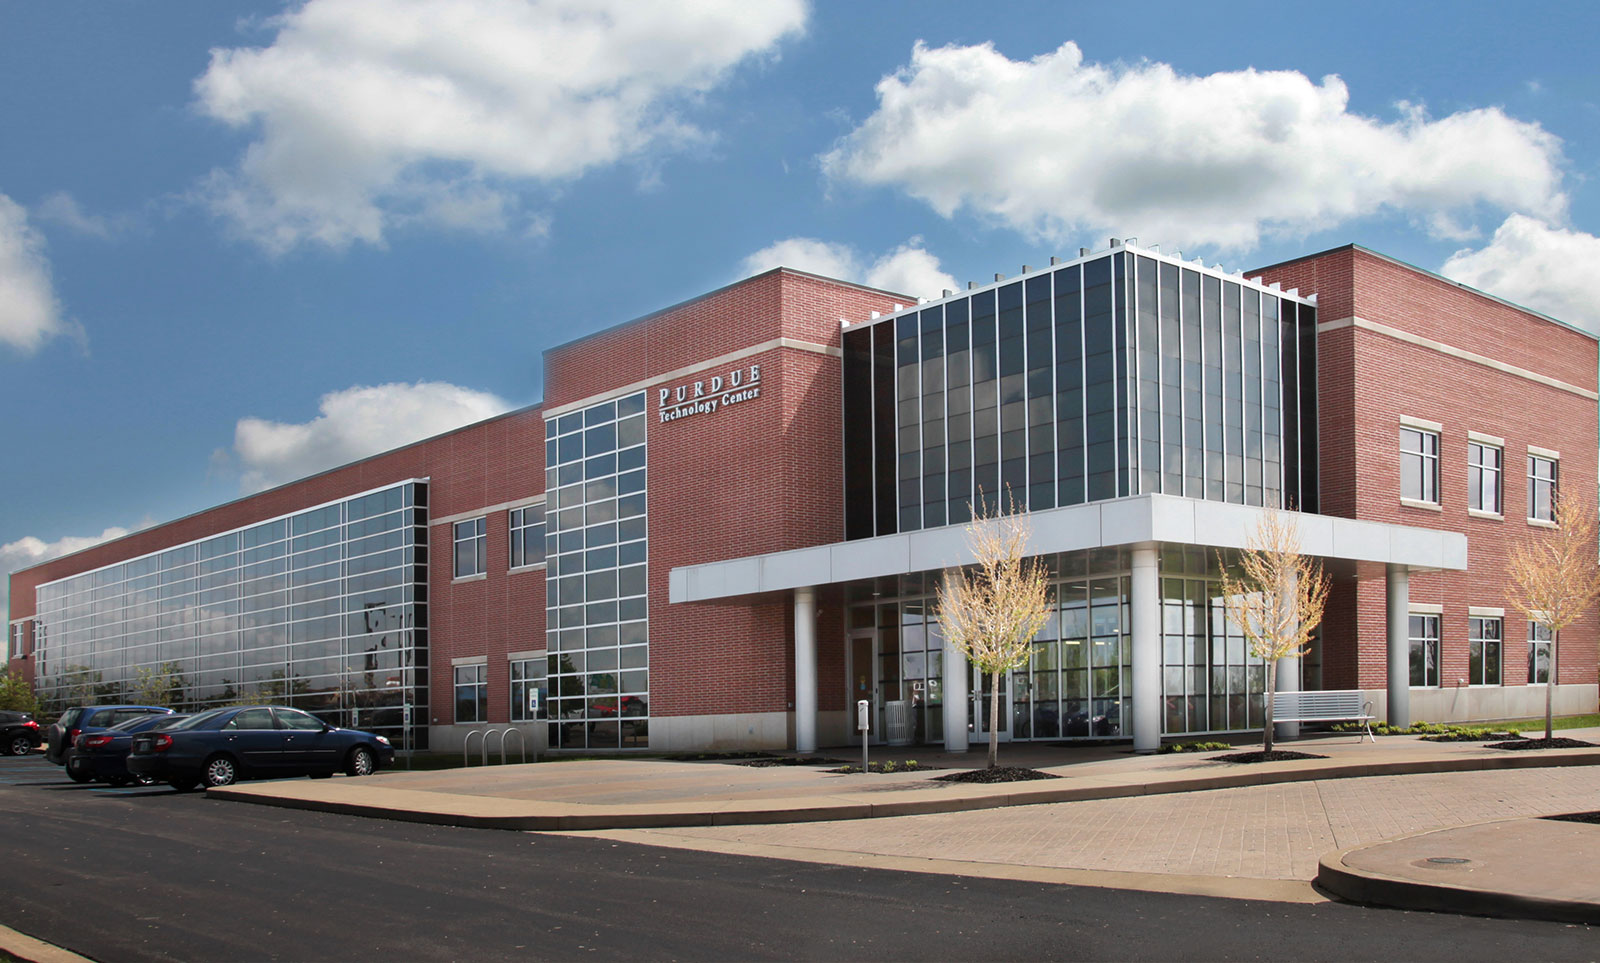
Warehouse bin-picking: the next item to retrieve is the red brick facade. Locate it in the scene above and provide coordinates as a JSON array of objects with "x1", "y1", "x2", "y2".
[
  {"x1": 9, "y1": 250, "x2": 1594, "y2": 745},
  {"x1": 1258, "y1": 246, "x2": 1599, "y2": 699}
]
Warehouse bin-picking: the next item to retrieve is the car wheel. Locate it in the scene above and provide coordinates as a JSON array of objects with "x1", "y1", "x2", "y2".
[
  {"x1": 168, "y1": 778, "x2": 198, "y2": 792},
  {"x1": 346, "y1": 746, "x2": 376, "y2": 777},
  {"x1": 202, "y1": 755, "x2": 238, "y2": 788},
  {"x1": 7, "y1": 735, "x2": 31, "y2": 756},
  {"x1": 106, "y1": 775, "x2": 129, "y2": 788}
]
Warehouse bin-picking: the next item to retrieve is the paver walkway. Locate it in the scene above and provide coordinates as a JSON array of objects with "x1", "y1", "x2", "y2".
[{"x1": 609, "y1": 767, "x2": 1600, "y2": 881}]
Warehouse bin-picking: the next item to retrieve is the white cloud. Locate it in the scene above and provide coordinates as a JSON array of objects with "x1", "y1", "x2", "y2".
[
  {"x1": 823, "y1": 41, "x2": 1566, "y2": 253},
  {"x1": 226, "y1": 381, "x2": 512, "y2": 492},
  {"x1": 2, "y1": 527, "x2": 133, "y2": 618},
  {"x1": 0, "y1": 193, "x2": 74, "y2": 353},
  {"x1": 740, "y1": 237, "x2": 958, "y2": 300},
  {"x1": 32, "y1": 192, "x2": 114, "y2": 239},
  {"x1": 194, "y1": 0, "x2": 807, "y2": 252},
  {"x1": 1441, "y1": 214, "x2": 1600, "y2": 333}
]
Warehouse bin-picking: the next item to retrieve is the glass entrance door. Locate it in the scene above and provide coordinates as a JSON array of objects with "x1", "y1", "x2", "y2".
[
  {"x1": 848, "y1": 629, "x2": 883, "y2": 744},
  {"x1": 970, "y1": 662, "x2": 1012, "y2": 744}
]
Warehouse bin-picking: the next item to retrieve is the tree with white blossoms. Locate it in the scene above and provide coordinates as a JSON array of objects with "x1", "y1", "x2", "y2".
[
  {"x1": 1219, "y1": 510, "x2": 1330, "y2": 754},
  {"x1": 934, "y1": 494, "x2": 1053, "y2": 769},
  {"x1": 1506, "y1": 490, "x2": 1600, "y2": 742}
]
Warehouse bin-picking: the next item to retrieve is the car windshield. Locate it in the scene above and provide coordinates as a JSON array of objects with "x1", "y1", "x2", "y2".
[
  {"x1": 171, "y1": 708, "x2": 231, "y2": 730},
  {"x1": 109, "y1": 716, "x2": 155, "y2": 732},
  {"x1": 148, "y1": 715, "x2": 191, "y2": 731}
]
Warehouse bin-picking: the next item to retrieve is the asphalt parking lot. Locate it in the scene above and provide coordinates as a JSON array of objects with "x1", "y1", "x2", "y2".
[{"x1": 2, "y1": 750, "x2": 1597, "y2": 963}]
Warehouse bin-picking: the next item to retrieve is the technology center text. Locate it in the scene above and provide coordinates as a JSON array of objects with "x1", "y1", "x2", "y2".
[{"x1": 658, "y1": 364, "x2": 762, "y2": 423}]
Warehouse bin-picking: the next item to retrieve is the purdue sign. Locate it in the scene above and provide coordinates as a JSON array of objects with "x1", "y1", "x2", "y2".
[{"x1": 658, "y1": 364, "x2": 762, "y2": 423}]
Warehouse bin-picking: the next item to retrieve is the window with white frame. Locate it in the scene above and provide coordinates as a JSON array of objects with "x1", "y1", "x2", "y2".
[
  {"x1": 510, "y1": 657, "x2": 547, "y2": 722},
  {"x1": 1528, "y1": 454, "x2": 1558, "y2": 522},
  {"x1": 453, "y1": 517, "x2": 487, "y2": 578},
  {"x1": 1468, "y1": 616, "x2": 1501, "y2": 686},
  {"x1": 10, "y1": 622, "x2": 23, "y2": 660},
  {"x1": 1408, "y1": 614, "x2": 1440, "y2": 687},
  {"x1": 1467, "y1": 442, "x2": 1501, "y2": 514},
  {"x1": 1400, "y1": 427, "x2": 1439, "y2": 504},
  {"x1": 454, "y1": 664, "x2": 487, "y2": 723},
  {"x1": 1528, "y1": 622, "x2": 1552, "y2": 684},
  {"x1": 509, "y1": 507, "x2": 546, "y2": 570}
]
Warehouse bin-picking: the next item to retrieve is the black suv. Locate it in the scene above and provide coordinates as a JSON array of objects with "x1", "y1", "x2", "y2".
[
  {"x1": 1, "y1": 710, "x2": 42, "y2": 756},
  {"x1": 45, "y1": 706, "x2": 173, "y2": 767}
]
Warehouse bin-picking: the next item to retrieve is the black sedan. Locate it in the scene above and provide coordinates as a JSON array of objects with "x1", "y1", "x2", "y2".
[
  {"x1": 68, "y1": 713, "x2": 192, "y2": 786},
  {"x1": 126, "y1": 705, "x2": 394, "y2": 791},
  {"x1": 1, "y1": 709, "x2": 43, "y2": 756}
]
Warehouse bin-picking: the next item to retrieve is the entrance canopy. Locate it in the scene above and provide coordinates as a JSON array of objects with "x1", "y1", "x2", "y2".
[{"x1": 669, "y1": 494, "x2": 1466, "y2": 604}]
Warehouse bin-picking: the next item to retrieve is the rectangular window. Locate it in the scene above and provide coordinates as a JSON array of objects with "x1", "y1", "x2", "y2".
[
  {"x1": 1468, "y1": 616, "x2": 1501, "y2": 686},
  {"x1": 454, "y1": 663, "x2": 487, "y2": 723},
  {"x1": 1400, "y1": 427, "x2": 1439, "y2": 504},
  {"x1": 9, "y1": 623, "x2": 22, "y2": 660},
  {"x1": 453, "y1": 517, "x2": 487, "y2": 578},
  {"x1": 1467, "y1": 442, "x2": 1501, "y2": 514},
  {"x1": 1408, "y1": 614, "x2": 1440, "y2": 687},
  {"x1": 509, "y1": 507, "x2": 546, "y2": 569},
  {"x1": 1528, "y1": 454, "x2": 1558, "y2": 522},
  {"x1": 1528, "y1": 622, "x2": 1552, "y2": 684},
  {"x1": 510, "y1": 657, "x2": 547, "y2": 722}
]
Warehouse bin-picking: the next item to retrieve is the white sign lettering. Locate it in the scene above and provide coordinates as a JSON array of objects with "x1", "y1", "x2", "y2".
[{"x1": 658, "y1": 364, "x2": 763, "y2": 423}]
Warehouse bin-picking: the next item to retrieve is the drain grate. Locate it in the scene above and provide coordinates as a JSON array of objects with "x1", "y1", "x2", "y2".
[{"x1": 1425, "y1": 857, "x2": 1471, "y2": 864}]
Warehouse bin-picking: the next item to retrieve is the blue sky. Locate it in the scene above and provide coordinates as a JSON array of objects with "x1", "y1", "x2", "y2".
[{"x1": 4, "y1": 1, "x2": 1600, "y2": 613}]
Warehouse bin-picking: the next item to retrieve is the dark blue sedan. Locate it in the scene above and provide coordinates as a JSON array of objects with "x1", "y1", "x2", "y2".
[
  {"x1": 126, "y1": 705, "x2": 395, "y2": 791},
  {"x1": 68, "y1": 713, "x2": 192, "y2": 786}
]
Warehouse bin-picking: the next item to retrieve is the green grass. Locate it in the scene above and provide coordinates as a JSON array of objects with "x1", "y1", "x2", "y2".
[{"x1": 1485, "y1": 713, "x2": 1600, "y2": 732}]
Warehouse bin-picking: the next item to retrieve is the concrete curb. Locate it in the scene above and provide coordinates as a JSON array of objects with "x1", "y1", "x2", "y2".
[
  {"x1": 1316, "y1": 820, "x2": 1600, "y2": 925},
  {"x1": 0, "y1": 924, "x2": 94, "y2": 963},
  {"x1": 206, "y1": 745, "x2": 1600, "y2": 832}
]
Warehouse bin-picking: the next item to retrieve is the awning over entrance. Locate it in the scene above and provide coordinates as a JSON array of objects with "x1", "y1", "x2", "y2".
[
  {"x1": 669, "y1": 494, "x2": 1466, "y2": 604},
  {"x1": 668, "y1": 494, "x2": 1466, "y2": 755}
]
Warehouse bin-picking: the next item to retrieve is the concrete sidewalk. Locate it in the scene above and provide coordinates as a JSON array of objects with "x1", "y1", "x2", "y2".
[
  {"x1": 208, "y1": 731, "x2": 1600, "y2": 831},
  {"x1": 206, "y1": 730, "x2": 1600, "y2": 922}
]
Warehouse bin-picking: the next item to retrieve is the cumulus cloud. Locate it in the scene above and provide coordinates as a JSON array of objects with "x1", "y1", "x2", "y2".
[
  {"x1": 193, "y1": 0, "x2": 807, "y2": 252},
  {"x1": 225, "y1": 381, "x2": 512, "y2": 492},
  {"x1": 823, "y1": 41, "x2": 1566, "y2": 252},
  {"x1": 740, "y1": 237, "x2": 958, "y2": 300},
  {"x1": 2, "y1": 527, "x2": 133, "y2": 618},
  {"x1": 0, "y1": 193, "x2": 75, "y2": 353},
  {"x1": 32, "y1": 192, "x2": 115, "y2": 239},
  {"x1": 1441, "y1": 214, "x2": 1600, "y2": 334}
]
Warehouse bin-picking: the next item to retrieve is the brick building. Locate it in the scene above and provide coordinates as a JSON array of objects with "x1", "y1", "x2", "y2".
[{"x1": 8, "y1": 243, "x2": 1597, "y2": 754}]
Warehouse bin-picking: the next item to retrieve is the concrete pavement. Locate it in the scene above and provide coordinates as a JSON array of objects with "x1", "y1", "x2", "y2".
[{"x1": 204, "y1": 730, "x2": 1600, "y2": 923}]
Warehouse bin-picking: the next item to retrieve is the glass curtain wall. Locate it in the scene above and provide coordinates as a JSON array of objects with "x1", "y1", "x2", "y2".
[
  {"x1": 543, "y1": 392, "x2": 649, "y2": 749},
  {"x1": 843, "y1": 247, "x2": 1318, "y2": 540},
  {"x1": 33, "y1": 483, "x2": 429, "y2": 749},
  {"x1": 847, "y1": 547, "x2": 1277, "y2": 743}
]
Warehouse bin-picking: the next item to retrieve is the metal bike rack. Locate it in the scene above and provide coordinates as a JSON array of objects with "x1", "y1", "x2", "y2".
[
  {"x1": 464, "y1": 727, "x2": 529, "y2": 767},
  {"x1": 487, "y1": 727, "x2": 527, "y2": 766}
]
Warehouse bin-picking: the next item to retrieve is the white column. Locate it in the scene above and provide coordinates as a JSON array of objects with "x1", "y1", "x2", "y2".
[
  {"x1": 1386, "y1": 564, "x2": 1410, "y2": 729},
  {"x1": 794, "y1": 586, "x2": 817, "y2": 753},
  {"x1": 1274, "y1": 653, "x2": 1301, "y2": 742},
  {"x1": 1131, "y1": 544, "x2": 1161, "y2": 752},
  {"x1": 941, "y1": 573, "x2": 969, "y2": 752}
]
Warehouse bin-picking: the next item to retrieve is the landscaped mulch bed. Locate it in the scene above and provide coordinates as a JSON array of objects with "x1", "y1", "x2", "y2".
[
  {"x1": 932, "y1": 766, "x2": 1060, "y2": 783},
  {"x1": 1208, "y1": 749, "x2": 1328, "y2": 763},
  {"x1": 1545, "y1": 811, "x2": 1600, "y2": 825},
  {"x1": 1487, "y1": 737, "x2": 1597, "y2": 751},
  {"x1": 825, "y1": 762, "x2": 945, "y2": 774},
  {"x1": 737, "y1": 756, "x2": 849, "y2": 767},
  {"x1": 1420, "y1": 732, "x2": 1524, "y2": 742}
]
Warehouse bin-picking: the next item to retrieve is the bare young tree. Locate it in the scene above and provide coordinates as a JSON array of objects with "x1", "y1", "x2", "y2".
[
  {"x1": 1506, "y1": 489, "x2": 1600, "y2": 742},
  {"x1": 1218, "y1": 510, "x2": 1330, "y2": 753},
  {"x1": 934, "y1": 494, "x2": 1053, "y2": 769}
]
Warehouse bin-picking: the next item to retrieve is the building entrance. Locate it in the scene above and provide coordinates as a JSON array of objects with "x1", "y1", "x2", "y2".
[{"x1": 971, "y1": 664, "x2": 1012, "y2": 744}]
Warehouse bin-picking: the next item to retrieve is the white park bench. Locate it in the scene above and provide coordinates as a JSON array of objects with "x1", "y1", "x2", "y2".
[{"x1": 1272, "y1": 690, "x2": 1376, "y2": 743}]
